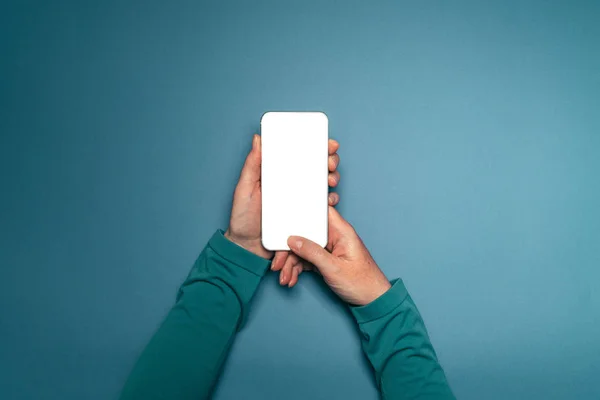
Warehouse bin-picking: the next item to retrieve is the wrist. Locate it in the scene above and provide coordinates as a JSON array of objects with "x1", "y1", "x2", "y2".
[
  {"x1": 350, "y1": 279, "x2": 408, "y2": 323},
  {"x1": 224, "y1": 230, "x2": 273, "y2": 260},
  {"x1": 357, "y1": 279, "x2": 392, "y2": 306}
]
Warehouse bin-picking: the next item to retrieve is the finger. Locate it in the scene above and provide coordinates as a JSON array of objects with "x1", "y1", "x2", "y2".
[
  {"x1": 271, "y1": 251, "x2": 288, "y2": 271},
  {"x1": 301, "y1": 261, "x2": 314, "y2": 272},
  {"x1": 328, "y1": 205, "x2": 350, "y2": 229},
  {"x1": 287, "y1": 235, "x2": 336, "y2": 274},
  {"x1": 239, "y1": 134, "x2": 261, "y2": 185},
  {"x1": 288, "y1": 263, "x2": 302, "y2": 288},
  {"x1": 279, "y1": 253, "x2": 298, "y2": 285},
  {"x1": 328, "y1": 205, "x2": 355, "y2": 238},
  {"x1": 328, "y1": 139, "x2": 339, "y2": 155},
  {"x1": 324, "y1": 205, "x2": 356, "y2": 252},
  {"x1": 303, "y1": 261, "x2": 320, "y2": 275},
  {"x1": 328, "y1": 153, "x2": 340, "y2": 172},
  {"x1": 328, "y1": 170, "x2": 340, "y2": 187},
  {"x1": 328, "y1": 192, "x2": 339, "y2": 206}
]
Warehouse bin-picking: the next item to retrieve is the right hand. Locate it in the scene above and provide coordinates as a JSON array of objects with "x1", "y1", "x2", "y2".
[{"x1": 286, "y1": 207, "x2": 392, "y2": 306}]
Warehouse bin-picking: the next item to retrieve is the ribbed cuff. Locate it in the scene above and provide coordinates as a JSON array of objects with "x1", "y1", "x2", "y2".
[
  {"x1": 350, "y1": 279, "x2": 409, "y2": 324},
  {"x1": 207, "y1": 229, "x2": 272, "y2": 277}
]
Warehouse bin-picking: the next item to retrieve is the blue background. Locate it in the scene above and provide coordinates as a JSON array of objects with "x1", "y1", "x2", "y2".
[{"x1": 1, "y1": 1, "x2": 599, "y2": 399}]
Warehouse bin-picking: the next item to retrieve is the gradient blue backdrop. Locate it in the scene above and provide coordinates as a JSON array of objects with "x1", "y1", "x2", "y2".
[{"x1": 1, "y1": 1, "x2": 599, "y2": 399}]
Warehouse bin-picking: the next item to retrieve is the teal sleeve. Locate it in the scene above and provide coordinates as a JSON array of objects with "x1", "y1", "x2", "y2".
[
  {"x1": 351, "y1": 279, "x2": 455, "y2": 400},
  {"x1": 120, "y1": 229, "x2": 271, "y2": 400}
]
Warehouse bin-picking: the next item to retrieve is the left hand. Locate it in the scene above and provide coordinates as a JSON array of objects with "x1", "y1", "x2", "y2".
[{"x1": 225, "y1": 134, "x2": 341, "y2": 273}]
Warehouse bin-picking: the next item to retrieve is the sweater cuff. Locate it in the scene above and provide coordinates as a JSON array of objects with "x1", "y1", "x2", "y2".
[
  {"x1": 207, "y1": 229, "x2": 272, "y2": 277},
  {"x1": 350, "y1": 279, "x2": 409, "y2": 324}
]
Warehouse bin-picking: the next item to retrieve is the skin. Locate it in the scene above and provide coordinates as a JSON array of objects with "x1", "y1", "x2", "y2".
[
  {"x1": 225, "y1": 134, "x2": 340, "y2": 284},
  {"x1": 287, "y1": 207, "x2": 391, "y2": 306},
  {"x1": 225, "y1": 134, "x2": 391, "y2": 306}
]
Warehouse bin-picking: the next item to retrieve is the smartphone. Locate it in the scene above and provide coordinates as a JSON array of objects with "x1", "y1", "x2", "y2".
[{"x1": 261, "y1": 111, "x2": 329, "y2": 251}]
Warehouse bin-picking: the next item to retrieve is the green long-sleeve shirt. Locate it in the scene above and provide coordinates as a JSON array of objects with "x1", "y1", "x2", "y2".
[{"x1": 120, "y1": 230, "x2": 455, "y2": 400}]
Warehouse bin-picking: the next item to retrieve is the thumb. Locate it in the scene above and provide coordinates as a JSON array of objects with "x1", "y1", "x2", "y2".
[
  {"x1": 287, "y1": 236, "x2": 336, "y2": 273},
  {"x1": 239, "y1": 134, "x2": 261, "y2": 184}
]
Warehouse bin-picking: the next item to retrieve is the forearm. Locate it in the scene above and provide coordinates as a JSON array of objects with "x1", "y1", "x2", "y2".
[
  {"x1": 120, "y1": 230, "x2": 270, "y2": 400},
  {"x1": 351, "y1": 279, "x2": 455, "y2": 400}
]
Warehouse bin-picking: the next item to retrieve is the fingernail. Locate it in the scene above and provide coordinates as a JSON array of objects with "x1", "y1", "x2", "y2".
[
  {"x1": 252, "y1": 134, "x2": 257, "y2": 149},
  {"x1": 295, "y1": 240, "x2": 303, "y2": 250},
  {"x1": 328, "y1": 194, "x2": 334, "y2": 204},
  {"x1": 280, "y1": 272, "x2": 285, "y2": 284}
]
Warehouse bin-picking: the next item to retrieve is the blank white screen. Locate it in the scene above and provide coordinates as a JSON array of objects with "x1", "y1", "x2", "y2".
[{"x1": 261, "y1": 112, "x2": 329, "y2": 251}]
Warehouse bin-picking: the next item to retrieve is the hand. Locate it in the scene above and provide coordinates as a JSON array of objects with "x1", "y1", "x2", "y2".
[
  {"x1": 225, "y1": 134, "x2": 341, "y2": 262},
  {"x1": 224, "y1": 134, "x2": 271, "y2": 259},
  {"x1": 286, "y1": 207, "x2": 392, "y2": 306}
]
